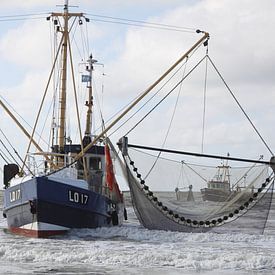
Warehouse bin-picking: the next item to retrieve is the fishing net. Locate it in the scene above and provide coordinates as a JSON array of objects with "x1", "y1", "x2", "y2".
[
  {"x1": 108, "y1": 34, "x2": 274, "y2": 234},
  {"x1": 121, "y1": 146, "x2": 274, "y2": 234}
]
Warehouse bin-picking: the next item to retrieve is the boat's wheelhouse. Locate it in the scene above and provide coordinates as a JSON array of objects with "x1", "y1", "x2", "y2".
[
  {"x1": 207, "y1": 180, "x2": 230, "y2": 191},
  {"x1": 64, "y1": 144, "x2": 107, "y2": 194}
]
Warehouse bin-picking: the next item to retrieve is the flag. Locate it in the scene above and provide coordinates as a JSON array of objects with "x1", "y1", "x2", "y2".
[
  {"x1": 81, "y1": 75, "x2": 91, "y2": 82},
  {"x1": 105, "y1": 144, "x2": 123, "y2": 202}
]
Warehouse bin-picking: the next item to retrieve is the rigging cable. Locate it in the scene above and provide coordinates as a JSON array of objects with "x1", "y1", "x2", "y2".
[
  {"x1": 207, "y1": 56, "x2": 274, "y2": 156},
  {"x1": 0, "y1": 12, "x2": 49, "y2": 19},
  {"x1": 201, "y1": 47, "x2": 209, "y2": 153},
  {"x1": 85, "y1": 17, "x2": 90, "y2": 57},
  {"x1": 49, "y1": 18, "x2": 60, "y2": 151},
  {"x1": 89, "y1": 19, "x2": 194, "y2": 33},
  {"x1": 0, "y1": 96, "x2": 49, "y2": 147},
  {"x1": 230, "y1": 155, "x2": 264, "y2": 190},
  {"x1": 0, "y1": 127, "x2": 34, "y2": 175},
  {"x1": 86, "y1": 13, "x2": 196, "y2": 33},
  {"x1": 130, "y1": 147, "x2": 265, "y2": 169},
  {"x1": 20, "y1": 31, "x2": 65, "y2": 174},
  {"x1": 176, "y1": 161, "x2": 194, "y2": 189},
  {"x1": 182, "y1": 160, "x2": 208, "y2": 182},
  {"x1": 144, "y1": 57, "x2": 189, "y2": 179},
  {"x1": 92, "y1": 29, "x2": 204, "y2": 137},
  {"x1": 71, "y1": 17, "x2": 85, "y2": 61},
  {"x1": 37, "y1": 82, "x2": 57, "y2": 151},
  {"x1": 0, "y1": 128, "x2": 22, "y2": 167},
  {"x1": 108, "y1": 40, "x2": 204, "y2": 138},
  {"x1": 0, "y1": 138, "x2": 24, "y2": 171},
  {"x1": 123, "y1": 55, "x2": 207, "y2": 137},
  {"x1": 0, "y1": 12, "x2": 196, "y2": 33},
  {"x1": 0, "y1": 148, "x2": 10, "y2": 164},
  {"x1": 79, "y1": 20, "x2": 89, "y2": 58},
  {"x1": 0, "y1": 13, "x2": 48, "y2": 22}
]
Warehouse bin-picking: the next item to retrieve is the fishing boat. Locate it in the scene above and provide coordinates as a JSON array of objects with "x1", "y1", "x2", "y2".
[
  {"x1": 200, "y1": 160, "x2": 234, "y2": 202},
  {"x1": 1, "y1": 2, "x2": 125, "y2": 238},
  {"x1": 1, "y1": 2, "x2": 275, "y2": 237}
]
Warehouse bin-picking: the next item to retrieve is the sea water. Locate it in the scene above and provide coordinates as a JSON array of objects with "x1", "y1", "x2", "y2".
[{"x1": 1, "y1": 192, "x2": 275, "y2": 274}]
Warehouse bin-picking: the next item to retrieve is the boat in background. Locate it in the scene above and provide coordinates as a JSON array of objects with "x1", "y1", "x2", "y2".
[
  {"x1": 200, "y1": 162, "x2": 234, "y2": 202},
  {"x1": 1, "y1": 1, "x2": 125, "y2": 238},
  {"x1": 175, "y1": 185, "x2": 195, "y2": 202}
]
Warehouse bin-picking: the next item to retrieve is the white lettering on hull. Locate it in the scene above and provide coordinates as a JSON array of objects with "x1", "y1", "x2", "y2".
[
  {"x1": 9, "y1": 189, "x2": 21, "y2": 202},
  {"x1": 68, "y1": 190, "x2": 89, "y2": 205}
]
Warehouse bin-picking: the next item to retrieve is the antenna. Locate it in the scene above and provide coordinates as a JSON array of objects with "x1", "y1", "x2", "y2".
[{"x1": 56, "y1": 0, "x2": 78, "y2": 9}]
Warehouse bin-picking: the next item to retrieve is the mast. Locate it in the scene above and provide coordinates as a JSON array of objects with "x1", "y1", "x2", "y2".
[
  {"x1": 83, "y1": 55, "x2": 97, "y2": 146},
  {"x1": 57, "y1": 0, "x2": 69, "y2": 152},
  {"x1": 49, "y1": 1, "x2": 85, "y2": 154},
  {"x1": 45, "y1": 0, "x2": 87, "y2": 168},
  {"x1": 74, "y1": 31, "x2": 210, "y2": 160}
]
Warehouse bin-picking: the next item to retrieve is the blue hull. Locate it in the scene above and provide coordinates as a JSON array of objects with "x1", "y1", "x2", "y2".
[{"x1": 3, "y1": 176, "x2": 118, "y2": 237}]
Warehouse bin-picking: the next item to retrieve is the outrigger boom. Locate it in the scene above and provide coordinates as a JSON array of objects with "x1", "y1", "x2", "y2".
[{"x1": 73, "y1": 30, "x2": 210, "y2": 161}]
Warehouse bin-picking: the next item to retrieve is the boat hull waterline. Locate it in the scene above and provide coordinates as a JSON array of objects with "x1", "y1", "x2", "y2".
[{"x1": 3, "y1": 177, "x2": 123, "y2": 238}]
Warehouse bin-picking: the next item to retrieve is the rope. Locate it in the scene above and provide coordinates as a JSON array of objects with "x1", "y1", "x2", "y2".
[
  {"x1": 0, "y1": 96, "x2": 49, "y2": 147},
  {"x1": 68, "y1": 36, "x2": 88, "y2": 179},
  {"x1": 92, "y1": 71, "x2": 107, "y2": 135},
  {"x1": 0, "y1": 138, "x2": 20, "y2": 167},
  {"x1": 201, "y1": 51, "x2": 209, "y2": 153},
  {"x1": 85, "y1": 19, "x2": 90, "y2": 57},
  {"x1": 87, "y1": 13, "x2": 196, "y2": 33},
  {"x1": 182, "y1": 160, "x2": 208, "y2": 182},
  {"x1": 0, "y1": 148, "x2": 10, "y2": 164},
  {"x1": 87, "y1": 13, "x2": 196, "y2": 32},
  {"x1": 231, "y1": 156, "x2": 264, "y2": 190},
  {"x1": 0, "y1": 128, "x2": 23, "y2": 163},
  {"x1": 108, "y1": 59, "x2": 188, "y2": 138},
  {"x1": 124, "y1": 55, "x2": 208, "y2": 137},
  {"x1": 0, "y1": 129, "x2": 34, "y2": 175},
  {"x1": 144, "y1": 58, "x2": 189, "y2": 179},
  {"x1": 20, "y1": 32, "x2": 65, "y2": 174},
  {"x1": 207, "y1": 55, "x2": 274, "y2": 156},
  {"x1": 108, "y1": 39, "x2": 204, "y2": 138},
  {"x1": 0, "y1": 16, "x2": 46, "y2": 22}
]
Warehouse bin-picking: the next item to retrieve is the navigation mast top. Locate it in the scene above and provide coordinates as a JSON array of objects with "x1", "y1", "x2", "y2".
[{"x1": 47, "y1": 1, "x2": 86, "y2": 155}]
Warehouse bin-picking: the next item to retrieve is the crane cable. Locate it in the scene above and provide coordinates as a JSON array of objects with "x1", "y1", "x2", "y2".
[
  {"x1": 207, "y1": 56, "x2": 274, "y2": 156},
  {"x1": 201, "y1": 46, "x2": 209, "y2": 153}
]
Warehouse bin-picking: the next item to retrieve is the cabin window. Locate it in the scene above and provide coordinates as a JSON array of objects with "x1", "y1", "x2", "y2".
[{"x1": 89, "y1": 157, "x2": 102, "y2": 170}]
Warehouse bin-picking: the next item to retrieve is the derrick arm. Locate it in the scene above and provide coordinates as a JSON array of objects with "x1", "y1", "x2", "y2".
[
  {"x1": 0, "y1": 99, "x2": 58, "y2": 171},
  {"x1": 74, "y1": 31, "x2": 210, "y2": 161}
]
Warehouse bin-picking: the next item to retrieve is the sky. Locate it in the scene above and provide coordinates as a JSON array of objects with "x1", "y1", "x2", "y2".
[{"x1": 0, "y1": 0, "x2": 275, "y2": 190}]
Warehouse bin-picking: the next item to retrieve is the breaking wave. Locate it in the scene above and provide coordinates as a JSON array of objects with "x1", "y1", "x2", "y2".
[{"x1": 1, "y1": 207, "x2": 275, "y2": 274}]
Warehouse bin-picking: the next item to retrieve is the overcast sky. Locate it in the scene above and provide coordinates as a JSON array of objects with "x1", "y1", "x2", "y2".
[{"x1": 0, "y1": 0, "x2": 275, "y2": 189}]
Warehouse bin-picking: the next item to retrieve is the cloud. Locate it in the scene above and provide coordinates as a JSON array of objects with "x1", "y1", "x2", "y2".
[
  {"x1": 98, "y1": 0, "x2": 275, "y2": 158},
  {"x1": 1, "y1": 0, "x2": 56, "y2": 10},
  {"x1": 1, "y1": 0, "x2": 275, "y2": 188},
  {"x1": 0, "y1": 20, "x2": 51, "y2": 70}
]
